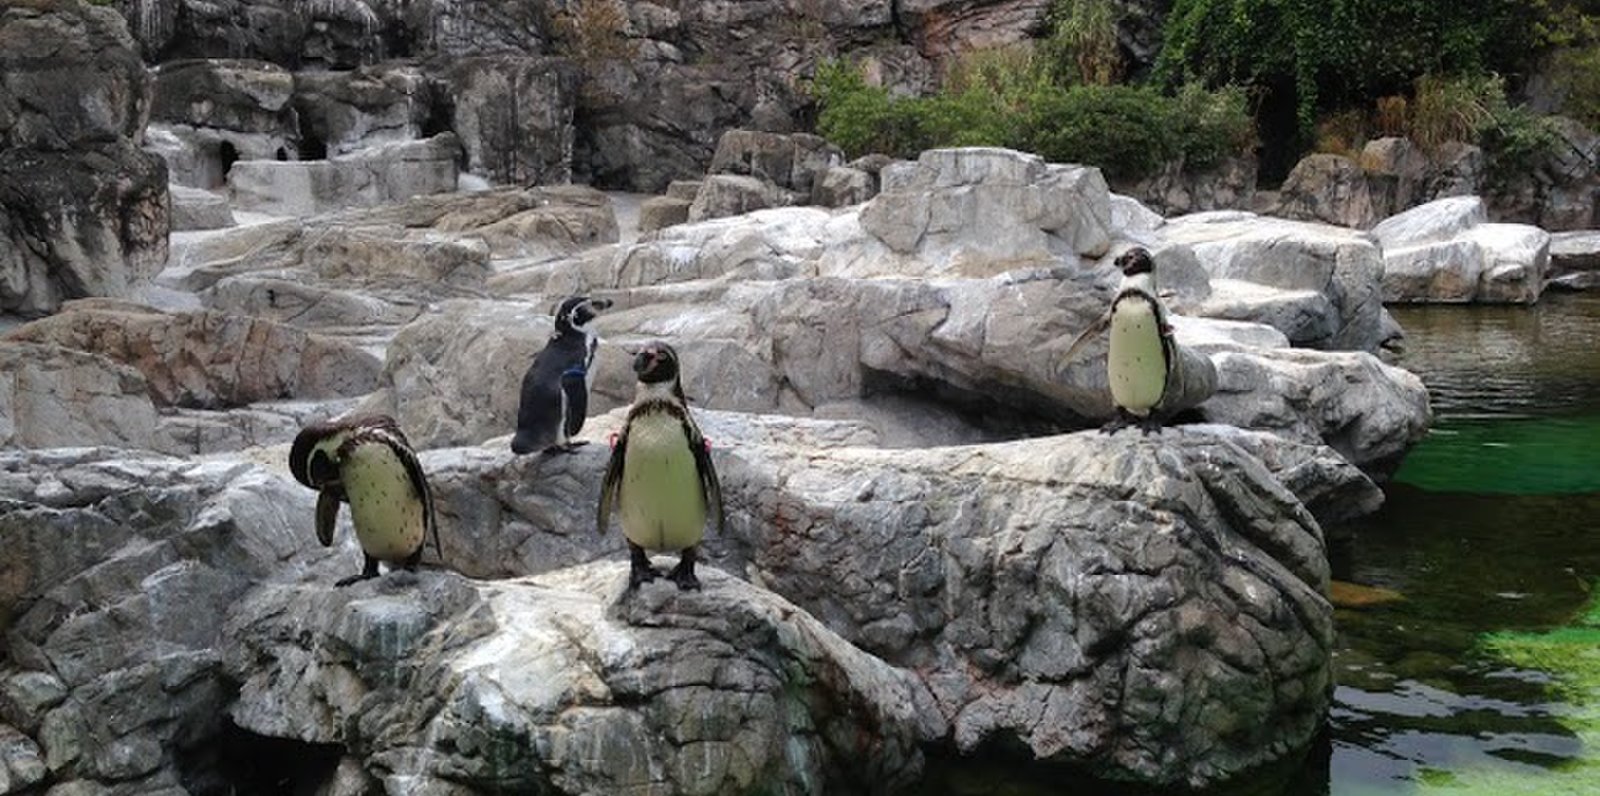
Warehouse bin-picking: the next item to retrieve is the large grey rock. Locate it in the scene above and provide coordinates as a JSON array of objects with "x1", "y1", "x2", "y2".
[
  {"x1": 292, "y1": 64, "x2": 434, "y2": 156},
  {"x1": 1372, "y1": 197, "x2": 1548, "y2": 304},
  {"x1": 168, "y1": 185, "x2": 234, "y2": 231},
  {"x1": 421, "y1": 415, "x2": 1344, "y2": 788},
  {"x1": 0, "y1": 1, "x2": 169, "y2": 317},
  {"x1": 0, "y1": 448, "x2": 325, "y2": 791},
  {"x1": 1158, "y1": 212, "x2": 1386, "y2": 351},
  {"x1": 1370, "y1": 195, "x2": 1488, "y2": 250},
  {"x1": 225, "y1": 564, "x2": 942, "y2": 794},
  {"x1": 0, "y1": 343, "x2": 159, "y2": 451},
  {"x1": 4, "y1": 302, "x2": 383, "y2": 410},
  {"x1": 858, "y1": 148, "x2": 1114, "y2": 276},
  {"x1": 814, "y1": 165, "x2": 877, "y2": 208},
  {"x1": 687, "y1": 174, "x2": 797, "y2": 222},
  {"x1": 707, "y1": 129, "x2": 845, "y2": 198},
  {"x1": 636, "y1": 195, "x2": 691, "y2": 233},
  {"x1": 149, "y1": 59, "x2": 296, "y2": 141},
  {"x1": 445, "y1": 56, "x2": 577, "y2": 185},
  {"x1": 1550, "y1": 230, "x2": 1600, "y2": 290},
  {"x1": 227, "y1": 134, "x2": 461, "y2": 217},
  {"x1": 1269, "y1": 153, "x2": 1383, "y2": 229},
  {"x1": 1462, "y1": 223, "x2": 1550, "y2": 304},
  {"x1": 1122, "y1": 155, "x2": 1258, "y2": 216}
]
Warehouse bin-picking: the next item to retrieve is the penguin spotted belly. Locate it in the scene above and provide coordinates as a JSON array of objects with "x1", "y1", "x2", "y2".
[
  {"x1": 1108, "y1": 298, "x2": 1167, "y2": 415},
  {"x1": 620, "y1": 412, "x2": 707, "y2": 552},
  {"x1": 340, "y1": 444, "x2": 427, "y2": 562}
]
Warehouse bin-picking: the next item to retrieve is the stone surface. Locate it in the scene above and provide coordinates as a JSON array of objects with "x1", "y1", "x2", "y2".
[
  {"x1": 814, "y1": 165, "x2": 877, "y2": 208},
  {"x1": 0, "y1": 1, "x2": 169, "y2": 317},
  {"x1": 1550, "y1": 230, "x2": 1600, "y2": 289},
  {"x1": 1462, "y1": 223, "x2": 1550, "y2": 304},
  {"x1": 4, "y1": 302, "x2": 383, "y2": 409},
  {"x1": 687, "y1": 173, "x2": 798, "y2": 222},
  {"x1": 1158, "y1": 212, "x2": 1386, "y2": 351},
  {"x1": 707, "y1": 129, "x2": 845, "y2": 199},
  {"x1": 445, "y1": 56, "x2": 577, "y2": 186},
  {"x1": 225, "y1": 564, "x2": 943, "y2": 795},
  {"x1": 1123, "y1": 155, "x2": 1258, "y2": 217},
  {"x1": 1373, "y1": 197, "x2": 1548, "y2": 304},
  {"x1": 292, "y1": 64, "x2": 434, "y2": 156},
  {"x1": 168, "y1": 185, "x2": 234, "y2": 231},
  {"x1": 1370, "y1": 196, "x2": 1488, "y2": 251},
  {"x1": 637, "y1": 195, "x2": 691, "y2": 233},
  {"x1": 149, "y1": 59, "x2": 296, "y2": 141},
  {"x1": 1269, "y1": 154, "x2": 1383, "y2": 229},
  {"x1": 226, "y1": 134, "x2": 461, "y2": 217},
  {"x1": 0, "y1": 342, "x2": 159, "y2": 451}
]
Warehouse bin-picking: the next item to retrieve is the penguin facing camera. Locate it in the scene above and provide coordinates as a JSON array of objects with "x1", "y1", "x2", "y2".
[
  {"x1": 597, "y1": 341, "x2": 725, "y2": 592},
  {"x1": 1064, "y1": 246, "x2": 1200, "y2": 435},
  {"x1": 290, "y1": 414, "x2": 442, "y2": 586},
  {"x1": 512, "y1": 296, "x2": 614, "y2": 455}
]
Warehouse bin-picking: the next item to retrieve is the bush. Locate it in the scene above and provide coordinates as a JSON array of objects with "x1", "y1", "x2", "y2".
[{"x1": 810, "y1": 57, "x2": 1255, "y2": 182}]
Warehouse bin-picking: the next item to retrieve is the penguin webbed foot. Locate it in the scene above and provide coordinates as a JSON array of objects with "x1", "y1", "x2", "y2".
[
  {"x1": 336, "y1": 556, "x2": 381, "y2": 587},
  {"x1": 668, "y1": 549, "x2": 701, "y2": 592},
  {"x1": 540, "y1": 440, "x2": 590, "y2": 456},
  {"x1": 1137, "y1": 416, "x2": 1165, "y2": 436},
  {"x1": 1099, "y1": 409, "x2": 1136, "y2": 435},
  {"x1": 627, "y1": 543, "x2": 662, "y2": 591}
]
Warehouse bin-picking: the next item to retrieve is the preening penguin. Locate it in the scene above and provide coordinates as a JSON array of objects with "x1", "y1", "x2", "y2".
[
  {"x1": 1064, "y1": 247, "x2": 1183, "y2": 434},
  {"x1": 289, "y1": 414, "x2": 441, "y2": 586},
  {"x1": 512, "y1": 296, "x2": 614, "y2": 455},
  {"x1": 596, "y1": 341, "x2": 725, "y2": 591}
]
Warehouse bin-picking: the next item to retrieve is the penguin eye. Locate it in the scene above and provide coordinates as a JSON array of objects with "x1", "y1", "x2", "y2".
[{"x1": 308, "y1": 450, "x2": 338, "y2": 485}]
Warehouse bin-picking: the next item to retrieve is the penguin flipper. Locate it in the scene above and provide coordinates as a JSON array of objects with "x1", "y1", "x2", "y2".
[
  {"x1": 1061, "y1": 312, "x2": 1111, "y2": 363},
  {"x1": 560, "y1": 368, "x2": 589, "y2": 438},
  {"x1": 315, "y1": 486, "x2": 344, "y2": 547},
  {"x1": 686, "y1": 421, "x2": 725, "y2": 535},
  {"x1": 596, "y1": 429, "x2": 627, "y2": 535}
]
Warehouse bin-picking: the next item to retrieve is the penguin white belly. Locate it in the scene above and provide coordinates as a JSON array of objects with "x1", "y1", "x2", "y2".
[
  {"x1": 340, "y1": 444, "x2": 426, "y2": 562},
  {"x1": 1108, "y1": 298, "x2": 1167, "y2": 415},
  {"x1": 620, "y1": 412, "x2": 706, "y2": 552}
]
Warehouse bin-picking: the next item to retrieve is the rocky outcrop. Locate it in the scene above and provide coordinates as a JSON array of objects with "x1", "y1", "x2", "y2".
[
  {"x1": 226, "y1": 565, "x2": 944, "y2": 795},
  {"x1": 0, "y1": 342, "x2": 159, "y2": 451},
  {"x1": 445, "y1": 56, "x2": 577, "y2": 186},
  {"x1": 4, "y1": 301, "x2": 383, "y2": 409},
  {"x1": 169, "y1": 185, "x2": 234, "y2": 231},
  {"x1": 1123, "y1": 155, "x2": 1258, "y2": 216},
  {"x1": 1270, "y1": 154, "x2": 1385, "y2": 230},
  {"x1": 292, "y1": 64, "x2": 435, "y2": 157},
  {"x1": 226, "y1": 133, "x2": 462, "y2": 216},
  {"x1": 1372, "y1": 196, "x2": 1550, "y2": 304},
  {"x1": 0, "y1": 0, "x2": 170, "y2": 318},
  {"x1": 1549, "y1": 230, "x2": 1600, "y2": 290}
]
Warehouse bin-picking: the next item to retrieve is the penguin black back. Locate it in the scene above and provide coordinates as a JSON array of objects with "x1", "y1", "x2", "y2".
[{"x1": 512, "y1": 296, "x2": 612, "y2": 454}]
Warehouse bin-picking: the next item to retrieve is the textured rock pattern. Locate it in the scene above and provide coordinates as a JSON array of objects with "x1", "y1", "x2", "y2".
[
  {"x1": 0, "y1": 342, "x2": 159, "y2": 451},
  {"x1": 1374, "y1": 197, "x2": 1551, "y2": 304}
]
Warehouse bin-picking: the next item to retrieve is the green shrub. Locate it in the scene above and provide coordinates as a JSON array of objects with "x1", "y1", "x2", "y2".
[
  {"x1": 1020, "y1": 85, "x2": 1176, "y2": 180},
  {"x1": 1549, "y1": 45, "x2": 1600, "y2": 128},
  {"x1": 1043, "y1": 0, "x2": 1124, "y2": 85}
]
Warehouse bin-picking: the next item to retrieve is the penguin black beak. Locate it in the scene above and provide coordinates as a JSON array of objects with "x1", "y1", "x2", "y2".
[
  {"x1": 590, "y1": 297, "x2": 614, "y2": 311},
  {"x1": 633, "y1": 348, "x2": 657, "y2": 376}
]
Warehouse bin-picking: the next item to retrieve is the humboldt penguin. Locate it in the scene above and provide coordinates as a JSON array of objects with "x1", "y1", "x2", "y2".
[
  {"x1": 512, "y1": 296, "x2": 614, "y2": 455},
  {"x1": 289, "y1": 414, "x2": 441, "y2": 586},
  {"x1": 596, "y1": 341, "x2": 725, "y2": 591},
  {"x1": 1064, "y1": 246, "x2": 1177, "y2": 434}
]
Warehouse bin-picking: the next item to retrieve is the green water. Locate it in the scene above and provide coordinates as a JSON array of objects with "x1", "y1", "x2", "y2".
[{"x1": 1326, "y1": 293, "x2": 1600, "y2": 795}]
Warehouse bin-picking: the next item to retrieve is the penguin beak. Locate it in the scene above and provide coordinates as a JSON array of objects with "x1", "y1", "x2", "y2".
[
  {"x1": 590, "y1": 297, "x2": 614, "y2": 311},
  {"x1": 633, "y1": 348, "x2": 656, "y2": 376}
]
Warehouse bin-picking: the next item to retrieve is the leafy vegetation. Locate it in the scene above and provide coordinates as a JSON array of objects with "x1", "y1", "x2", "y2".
[{"x1": 810, "y1": 54, "x2": 1253, "y2": 182}]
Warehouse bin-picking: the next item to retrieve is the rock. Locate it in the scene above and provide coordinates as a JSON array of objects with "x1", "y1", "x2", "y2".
[
  {"x1": 1269, "y1": 153, "x2": 1383, "y2": 229},
  {"x1": 201, "y1": 276, "x2": 425, "y2": 332},
  {"x1": 665, "y1": 179, "x2": 702, "y2": 200},
  {"x1": 0, "y1": 1, "x2": 169, "y2": 317},
  {"x1": 1158, "y1": 212, "x2": 1386, "y2": 351},
  {"x1": 0, "y1": 670, "x2": 68, "y2": 734},
  {"x1": 1358, "y1": 137, "x2": 1430, "y2": 212},
  {"x1": 149, "y1": 59, "x2": 297, "y2": 145},
  {"x1": 1110, "y1": 193, "x2": 1166, "y2": 236},
  {"x1": 0, "y1": 724, "x2": 47, "y2": 794},
  {"x1": 292, "y1": 64, "x2": 434, "y2": 156},
  {"x1": 152, "y1": 398, "x2": 362, "y2": 457},
  {"x1": 1419, "y1": 141, "x2": 1484, "y2": 201},
  {"x1": 687, "y1": 174, "x2": 797, "y2": 222},
  {"x1": 1202, "y1": 348, "x2": 1432, "y2": 475},
  {"x1": 859, "y1": 148, "x2": 1113, "y2": 276},
  {"x1": 445, "y1": 56, "x2": 577, "y2": 185},
  {"x1": 227, "y1": 134, "x2": 461, "y2": 217},
  {"x1": 898, "y1": 0, "x2": 1052, "y2": 58},
  {"x1": 225, "y1": 564, "x2": 942, "y2": 794},
  {"x1": 169, "y1": 221, "x2": 490, "y2": 294},
  {"x1": 707, "y1": 129, "x2": 845, "y2": 198},
  {"x1": 0, "y1": 342, "x2": 159, "y2": 451},
  {"x1": 4, "y1": 302, "x2": 383, "y2": 410},
  {"x1": 637, "y1": 195, "x2": 691, "y2": 233},
  {"x1": 1370, "y1": 195, "x2": 1487, "y2": 250},
  {"x1": 426, "y1": 416, "x2": 1339, "y2": 787},
  {"x1": 168, "y1": 185, "x2": 234, "y2": 231},
  {"x1": 1462, "y1": 223, "x2": 1550, "y2": 304},
  {"x1": 1381, "y1": 238, "x2": 1486, "y2": 303},
  {"x1": 814, "y1": 165, "x2": 876, "y2": 207},
  {"x1": 1550, "y1": 230, "x2": 1600, "y2": 289},
  {"x1": 1121, "y1": 155, "x2": 1258, "y2": 216}
]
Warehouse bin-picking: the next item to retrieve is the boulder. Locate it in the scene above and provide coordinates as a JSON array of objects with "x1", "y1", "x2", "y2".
[
  {"x1": 1120, "y1": 155, "x2": 1258, "y2": 216},
  {"x1": 1381, "y1": 238, "x2": 1486, "y2": 303},
  {"x1": 444, "y1": 56, "x2": 578, "y2": 185},
  {"x1": 897, "y1": 0, "x2": 1051, "y2": 58},
  {"x1": 814, "y1": 165, "x2": 877, "y2": 208},
  {"x1": 422, "y1": 416, "x2": 1344, "y2": 788},
  {"x1": 1549, "y1": 230, "x2": 1600, "y2": 290},
  {"x1": 0, "y1": 1, "x2": 169, "y2": 317},
  {"x1": 149, "y1": 59, "x2": 297, "y2": 141},
  {"x1": 1461, "y1": 223, "x2": 1550, "y2": 304},
  {"x1": 200, "y1": 276, "x2": 427, "y2": 331},
  {"x1": 858, "y1": 148, "x2": 1114, "y2": 276},
  {"x1": 0, "y1": 342, "x2": 159, "y2": 451},
  {"x1": 1372, "y1": 197, "x2": 1550, "y2": 304},
  {"x1": 0, "y1": 448, "x2": 324, "y2": 794},
  {"x1": 1369, "y1": 195, "x2": 1487, "y2": 250},
  {"x1": 291, "y1": 64, "x2": 434, "y2": 157},
  {"x1": 226, "y1": 134, "x2": 461, "y2": 217},
  {"x1": 1157, "y1": 212, "x2": 1386, "y2": 351},
  {"x1": 637, "y1": 195, "x2": 692, "y2": 233},
  {"x1": 1418, "y1": 142, "x2": 1484, "y2": 201},
  {"x1": 1358, "y1": 136, "x2": 1430, "y2": 212},
  {"x1": 168, "y1": 185, "x2": 234, "y2": 231},
  {"x1": 687, "y1": 174, "x2": 797, "y2": 222},
  {"x1": 707, "y1": 129, "x2": 845, "y2": 198},
  {"x1": 225, "y1": 565, "x2": 942, "y2": 795},
  {"x1": 4, "y1": 302, "x2": 383, "y2": 410},
  {"x1": 1269, "y1": 153, "x2": 1383, "y2": 229}
]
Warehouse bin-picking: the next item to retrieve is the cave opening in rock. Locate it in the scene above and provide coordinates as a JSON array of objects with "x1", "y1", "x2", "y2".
[
  {"x1": 299, "y1": 133, "x2": 328, "y2": 161},
  {"x1": 175, "y1": 718, "x2": 344, "y2": 796},
  {"x1": 216, "y1": 140, "x2": 239, "y2": 188}
]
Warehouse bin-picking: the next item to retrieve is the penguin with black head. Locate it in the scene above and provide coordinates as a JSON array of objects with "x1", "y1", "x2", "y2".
[
  {"x1": 1064, "y1": 247, "x2": 1184, "y2": 434},
  {"x1": 512, "y1": 295, "x2": 613, "y2": 454},
  {"x1": 289, "y1": 414, "x2": 441, "y2": 586},
  {"x1": 597, "y1": 341, "x2": 725, "y2": 591}
]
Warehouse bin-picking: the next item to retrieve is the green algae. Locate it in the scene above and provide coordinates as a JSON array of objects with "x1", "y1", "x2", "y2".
[{"x1": 1394, "y1": 416, "x2": 1600, "y2": 495}]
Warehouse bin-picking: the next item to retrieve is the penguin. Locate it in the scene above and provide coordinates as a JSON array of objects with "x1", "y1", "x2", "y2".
[
  {"x1": 1064, "y1": 246, "x2": 1177, "y2": 434},
  {"x1": 512, "y1": 296, "x2": 614, "y2": 455},
  {"x1": 289, "y1": 414, "x2": 441, "y2": 586},
  {"x1": 596, "y1": 341, "x2": 725, "y2": 591}
]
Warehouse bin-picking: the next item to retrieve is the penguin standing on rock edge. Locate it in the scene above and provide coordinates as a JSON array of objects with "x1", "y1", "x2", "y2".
[
  {"x1": 1064, "y1": 246, "x2": 1179, "y2": 435},
  {"x1": 289, "y1": 414, "x2": 441, "y2": 586},
  {"x1": 597, "y1": 341, "x2": 725, "y2": 591},
  {"x1": 512, "y1": 296, "x2": 613, "y2": 455}
]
